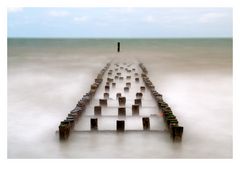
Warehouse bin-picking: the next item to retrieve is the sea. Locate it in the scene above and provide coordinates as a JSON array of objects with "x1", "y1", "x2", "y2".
[{"x1": 7, "y1": 38, "x2": 232, "y2": 158}]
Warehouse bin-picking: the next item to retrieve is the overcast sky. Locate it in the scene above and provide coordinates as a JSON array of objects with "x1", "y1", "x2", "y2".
[{"x1": 7, "y1": 8, "x2": 232, "y2": 38}]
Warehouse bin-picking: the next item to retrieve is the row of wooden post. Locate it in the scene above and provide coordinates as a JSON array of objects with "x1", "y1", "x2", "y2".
[
  {"x1": 58, "y1": 63, "x2": 111, "y2": 140},
  {"x1": 90, "y1": 117, "x2": 150, "y2": 131},
  {"x1": 139, "y1": 63, "x2": 184, "y2": 141}
]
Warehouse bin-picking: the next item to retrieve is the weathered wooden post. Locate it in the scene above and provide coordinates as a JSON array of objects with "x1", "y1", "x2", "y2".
[
  {"x1": 119, "y1": 97, "x2": 126, "y2": 105},
  {"x1": 142, "y1": 117, "x2": 150, "y2": 130},
  {"x1": 118, "y1": 107, "x2": 126, "y2": 116},
  {"x1": 135, "y1": 77, "x2": 139, "y2": 82},
  {"x1": 136, "y1": 92, "x2": 143, "y2": 98},
  {"x1": 132, "y1": 104, "x2": 139, "y2": 115},
  {"x1": 59, "y1": 121, "x2": 71, "y2": 140},
  {"x1": 104, "y1": 92, "x2": 109, "y2": 99},
  {"x1": 124, "y1": 86, "x2": 129, "y2": 92},
  {"x1": 126, "y1": 76, "x2": 131, "y2": 80},
  {"x1": 105, "y1": 85, "x2": 110, "y2": 91},
  {"x1": 94, "y1": 105, "x2": 102, "y2": 115},
  {"x1": 117, "y1": 42, "x2": 120, "y2": 52},
  {"x1": 140, "y1": 86, "x2": 146, "y2": 92},
  {"x1": 135, "y1": 98, "x2": 142, "y2": 106},
  {"x1": 126, "y1": 82, "x2": 131, "y2": 87},
  {"x1": 91, "y1": 118, "x2": 98, "y2": 130},
  {"x1": 116, "y1": 120, "x2": 125, "y2": 131},
  {"x1": 171, "y1": 126, "x2": 184, "y2": 141},
  {"x1": 116, "y1": 93, "x2": 121, "y2": 99},
  {"x1": 99, "y1": 99, "x2": 107, "y2": 106}
]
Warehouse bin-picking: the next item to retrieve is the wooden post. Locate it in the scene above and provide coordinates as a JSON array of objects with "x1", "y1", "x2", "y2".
[
  {"x1": 124, "y1": 86, "x2": 129, "y2": 92},
  {"x1": 140, "y1": 86, "x2": 145, "y2": 92},
  {"x1": 59, "y1": 121, "x2": 71, "y2": 140},
  {"x1": 126, "y1": 82, "x2": 131, "y2": 87},
  {"x1": 117, "y1": 42, "x2": 120, "y2": 52},
  {"x1": 132, "y1": 104, "x2": 139, "y2": 115},
  {"x1": 105, "y1": 85, "x2": 110, "y2": 91},
  {"x1": 118, "y1": 107, "x2": 126, "y2": 116},
  {"x1": 135, "y1": 77, "x2": 139, "y2": 82},
  {"x1": 136, "y1": 92, "x2": 143, "y2": 98},
  {"x1": 142, "y1": 117, "x2": 150, "y2": 130},
  {"x1": 171, "y1": 126, "x2": 183, "y2": 141},
  {"x1": 91, "y1": 118, "x2": 98, "y2": 130},
  {"x1": 104, "y1": 92, "x2": 109, "y2": 99},
  {"x1": 119, "y1": 97, "x2": 126, "y2": 105},
  {"x1": 99, "y1": 99, "x2": 107, "y2": 106},
  {"x1": 94, "y1": 105, "x2": 102, "y2": 115},
  {"x1": 135, "y1": 98, "x2": 142, "y2": 106},
  {"x1": 116, "y1": 93, "x2": 121, "y2": 99},
  {"x1": 116, "y1": 120, "x2": 125, "y2": 131}
]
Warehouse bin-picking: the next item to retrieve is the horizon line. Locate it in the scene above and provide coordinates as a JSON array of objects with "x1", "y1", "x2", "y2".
[{"x1": 7, "y1": 37, "x2": 233, "y2": 39}]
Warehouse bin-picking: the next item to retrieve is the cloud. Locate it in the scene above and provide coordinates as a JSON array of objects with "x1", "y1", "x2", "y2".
[
  {"x1": 8, "y1": 8, "x2": 23, "y2": 13},
  {"x1": 199, "y1": 12, "x2": 227, "y2": 23},
  {"x1": 73, "y1": 16, "x2": 88, "y2": 22},
  {"x1": 109, "y1": 8, "x2": 136, "y2": 14},
  {"x1": 48, "y1": 10, "x2": 69, "y2": 17},
  {"x1": 144, "y1": 15, "x2": 156, "y2": 23}
]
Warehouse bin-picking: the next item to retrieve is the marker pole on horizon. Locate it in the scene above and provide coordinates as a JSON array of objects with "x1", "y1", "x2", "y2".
[{"x1": 117, "y1": 42, "x2": 120, "y2": 52}]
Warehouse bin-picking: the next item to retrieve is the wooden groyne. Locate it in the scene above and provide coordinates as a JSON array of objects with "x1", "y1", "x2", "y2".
[
  {"x1": 59, "y1": 63, "x2": 110, "y2": 140},
  {"x1": 58, "y1": 42, "x2": 183, "y2": 141},
  {"x1": 139, "y1": 63, "x2": 183, "y2": 140}
]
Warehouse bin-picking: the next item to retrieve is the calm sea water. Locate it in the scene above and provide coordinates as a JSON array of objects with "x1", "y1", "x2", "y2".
[{"x1": 8, "y1": 38, "x2": 232, "y2": 158}]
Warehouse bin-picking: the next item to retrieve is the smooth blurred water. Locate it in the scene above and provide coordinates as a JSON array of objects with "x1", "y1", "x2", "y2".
[{"x1": 8, "y1": 38, "x2": 232, "y2": 158}]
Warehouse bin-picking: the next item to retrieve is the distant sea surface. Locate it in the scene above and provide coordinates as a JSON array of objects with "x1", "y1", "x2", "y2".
[{"x1": 8, "y1": 38, "x2": 232, "y2": 158}]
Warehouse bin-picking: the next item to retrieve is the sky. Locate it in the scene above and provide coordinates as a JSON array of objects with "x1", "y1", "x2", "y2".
[{"x1": 7, "y1": 8, "x2": 232, "y2": 38}]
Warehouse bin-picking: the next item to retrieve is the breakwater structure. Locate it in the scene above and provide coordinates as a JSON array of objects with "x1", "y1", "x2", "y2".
[{"x1": 58, "y1": 42, "x2": 183, "y2": 141}]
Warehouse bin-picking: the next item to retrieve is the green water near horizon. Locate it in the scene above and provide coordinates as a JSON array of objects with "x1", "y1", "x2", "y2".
[{"x1": 8, "y1": 38, "x2": 232, "y2": 57}]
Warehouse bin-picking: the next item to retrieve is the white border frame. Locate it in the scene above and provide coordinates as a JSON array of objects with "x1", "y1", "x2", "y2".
[{"x1": 1, "y1": 0, "x2": 239, "y2": 168}]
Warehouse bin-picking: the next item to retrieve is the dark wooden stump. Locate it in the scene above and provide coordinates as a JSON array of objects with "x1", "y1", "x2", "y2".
[
  {"x1": 94, "y1": 105, "x2": 102, "y2": 115},
  {"x1": 116, "y1": 93, "x2": 121, "y2": 99},
  {"x1": 116, "y1": 120, "x2": 125, "y2": 131},
  {"x1": 142, "y1": 117, "x2": 150, "y2": 130},
  {"x1": 171, "y1": 126, "x2": 183, "y2": 141},
  {"x1": 118, "y1": 107, "x2": 126, "y2": 116},
  {"x1": 126, "y1": 82, "x2": 131, "y2": 87},
  {"x1": 124, "y1": 86, "x2": 129, "y2": 92},
  {"x1": 91, "y1": 84, "x2": 98, "y2": 90},
  {"x1": 59, "y1": 121, "x2": 71, "y2": 140},
  {"x1": 135, "y1": 77, "x2": 139, "y2": 82},
  {"x1": 136, "y1": 92, "x2": 143, "y2": 98},
  {"x1": 99, "y1": 99, "x2": 107, "y2": 106},
  {"x1": 132, "y1": 104, "x2": 139, "y2": 115},
  {"x1": 107, "y1": 78, "x2": 113, "y2": 82},
  {"x1": 103, "y1": 92, "x2": 109, "y2": 99},
  {"x1": 105, "y1": 85, "x2": 110, "y2": 91},
  {"x1": 119, "y1": 97, "x2": 126, "y2": 105},
  {"x1": 91, "y1": 118, "x2": 98, "y2": 130},
  {"x1": 140, "y1": 86, "x2": 145, "y2": 92},
  {"x1": 135, "y1": 98, "x2": 142, "y2": 106}
]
